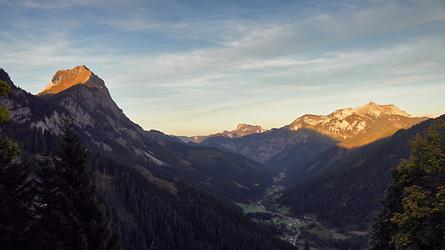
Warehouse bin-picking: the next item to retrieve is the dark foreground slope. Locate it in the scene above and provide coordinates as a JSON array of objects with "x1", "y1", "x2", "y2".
[
  {"x1": 0, "y1": 68, "x2": 294, "y2": 250},
  {"x1": 94, "y1": 156, "x2": 295, "y2": 250},
  {"x1": 281, "y1": 115, "x2": 444, "y2": 229}
]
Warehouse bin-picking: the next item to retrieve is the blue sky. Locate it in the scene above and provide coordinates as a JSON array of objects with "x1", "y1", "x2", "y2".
[{"x1": 1, "y1": 0, "x2": 444, "y2": 135}]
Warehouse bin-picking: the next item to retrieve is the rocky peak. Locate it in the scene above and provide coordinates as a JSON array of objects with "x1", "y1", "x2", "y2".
[
  {"x1": 38, "y1": 65, "x2": 105, "y2": 95},
  {"x1": 191, "y1": 123, "x2": 265, "y2": 143},
  {"x1": 233, "y1": 124, "x2": 265, "y2": 137},
  {"x1": 30, "y1": 65, "x2": 131, "y2": 135},
  {"x1": 353, "y1": 102, "x2": 411, "y2": 117}
]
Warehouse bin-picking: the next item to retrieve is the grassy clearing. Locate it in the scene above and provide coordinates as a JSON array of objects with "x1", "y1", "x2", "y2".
[{"x1": 234, "y1": 202, "x2": 271, "y2": 214}]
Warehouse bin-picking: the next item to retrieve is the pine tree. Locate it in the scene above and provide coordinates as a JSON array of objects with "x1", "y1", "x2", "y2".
[
  {"x1": 35, "y1": 151, "x2": 79, "y2": 250},
  {"x1": 371, "y1": 120, "x2": 445, "y2": 249},
  {"x1": 37, "y1": 120, "x2": 118, "y2": 250},
  {"x1": 0, "y1": 79, "x2": 35, "y2": 249}
]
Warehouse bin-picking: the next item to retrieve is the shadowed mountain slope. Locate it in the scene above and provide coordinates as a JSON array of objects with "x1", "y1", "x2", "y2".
[
  {"x1": 281, "y1": 115, "x2": 444, "y2": 228},
  {"x1": 1, "y1": 65, "x2": 272, "y2": 203},
  {"x1": 0, "y1": 66, "x2": 295, "y2": 250}
]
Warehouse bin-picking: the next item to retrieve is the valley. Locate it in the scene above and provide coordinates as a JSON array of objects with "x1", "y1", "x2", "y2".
[
  {"x1": 2, "y1": 1, "x2": 445, "y2": 249},
  {"x1": 236, "y1": 171, "x2": 369, "y2": 249},
  {"x1": 236, "y1": 171, "x2": 306, "y2": 246},
  {"x1": 0, "y1": 64, "x2": 443, "y2": 249}
]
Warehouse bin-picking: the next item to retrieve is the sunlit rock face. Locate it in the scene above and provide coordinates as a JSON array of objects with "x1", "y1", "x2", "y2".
[
  {"x1": 38, "y1": 65, "x2": 103, "y2": 95},
  {"x1": 1, "y1": 65, "x2": 158, "y2": 164},
  {"x1": 232, "y1": 124, "x2": 267, "y2": 137},
  {"x1": 37, "y1": 65, "x2": 130, "y2": 124},
  {"x1": 287, "y1": 102, "x2": 427, "y2": 147}
]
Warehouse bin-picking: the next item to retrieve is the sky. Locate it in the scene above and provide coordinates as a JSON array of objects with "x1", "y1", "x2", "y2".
[{"x1": 0, "y1": 0, "x2": 444, "y2": 136}]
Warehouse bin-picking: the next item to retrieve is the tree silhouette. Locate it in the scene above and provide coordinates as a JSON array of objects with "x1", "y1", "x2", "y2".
[
  {"x1": 0, "y1": 79, "x2": 35, "y2": 249},
  {"x1": 371, "y1": 120, "x2": 445, "y2": 249},
  {"x1": 37, "y1": 120, "x2": 118, "y2": 250}
]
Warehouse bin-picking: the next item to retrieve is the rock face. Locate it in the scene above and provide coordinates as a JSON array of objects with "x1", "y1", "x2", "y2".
[
  {"x1": 287, "y1": 102, "x2": 426, "y2": 147},
  {"x1": 34, "y1": 65, "x2": 126, "y2": 133},
  {"x1": 191, "y1": 123, "x2": 266, "y2": 143},
  {"x1": 231, "y1": 124, "x2": 266, "y2": 137},
  {"x1": 39, "y1": 65, "x2": 103, "y2": 95},
  {"x1": 3, "y1": 65, "x2": 163, "y2": 164}
]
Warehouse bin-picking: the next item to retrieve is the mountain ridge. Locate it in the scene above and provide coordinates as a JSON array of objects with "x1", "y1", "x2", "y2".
[
  {"x1": 197, "y1": 102, "x2": 426, "y2": 166},
  {"x1": 185, "y1": 123, "x2": 267, "y2": 143},
  {"x1": 286, "y1": 101, "x2": 426, "y2": 147}
]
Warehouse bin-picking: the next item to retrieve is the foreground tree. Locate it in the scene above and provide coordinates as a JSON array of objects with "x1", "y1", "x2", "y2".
[
  {"x1": 37, "y1": 120, "x2": 117, "y2": 250},
  {"x1": 0, "y1": 79, "x2": 35, "y2": 249},
  {"x1": 371, "y1": 120, "x2": 445, "y2": 249}
]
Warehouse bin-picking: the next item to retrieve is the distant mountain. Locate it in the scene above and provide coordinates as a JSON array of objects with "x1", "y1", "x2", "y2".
[
  {"x1": 183, "y1": 123, "x2": 266, "y2": 143},
  {"x1": 201, "y1": 128, "x2": 337, "y2": 164},
  {"x1": 0, "y1": 66, "x2": 294, "y2": 250},
  {"x1": 287, "y1": 101, "x2": 426, "y2": 148},
  {"x1": 198, "y1": 102, "x2": 426, "y2": 168},
  {"x1": 281, "y1": 115, "x2": 444, "y2": 229}
]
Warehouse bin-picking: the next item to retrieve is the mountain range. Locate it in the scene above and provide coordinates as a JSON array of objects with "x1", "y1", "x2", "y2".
[
  {"x1": 0, "y1": 65, "x2": 441, "y2": 249},
  {"x1": 194, "y1": 102, "x2": 426, "y2": 168},
  {"x1": 187, "y1": 98, "x2": 432, "y2": 230},
  {"x1": 194, "y1": 101, "x2": 425, "y2": 150}
]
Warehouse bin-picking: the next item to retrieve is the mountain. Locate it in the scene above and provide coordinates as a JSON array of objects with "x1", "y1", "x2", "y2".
[
  {"x1": 281, "y1": 115, "x2": 444, "y2": 228},
  {"x1": 3, "y1": 65, "x2": 273, "y2": 203},
  {"x1": 0, "y1": 66, "x2": 295, "y2": 250},
  {"x1": 230, "y1": 123, "x2": 266, "y2": 137},
  {"x1": 287, "y1": 101, "x2": 426, "y2": 148},
  {"x1": 198, "y1": 103, "x2": 426, "y2": 173},
  {"x1": 185, "y1": 123, "x2": 266, "y2": 143}
]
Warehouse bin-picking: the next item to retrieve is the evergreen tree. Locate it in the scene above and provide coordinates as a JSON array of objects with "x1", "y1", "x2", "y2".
[
  {"x1": 37, "y1": 120, "x2": 118, "y2": 250},
  {"x1": 0, "y1": 79, "x2": 35, "y2": 249},
  {"x1": 371, "y1": 120, "x2": 445, "y2": 249}
]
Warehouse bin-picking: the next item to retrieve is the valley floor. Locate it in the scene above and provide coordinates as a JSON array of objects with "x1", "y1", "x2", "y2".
[{"x1": 235, "y1": 172, "x2": 369, "y2": 250}]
